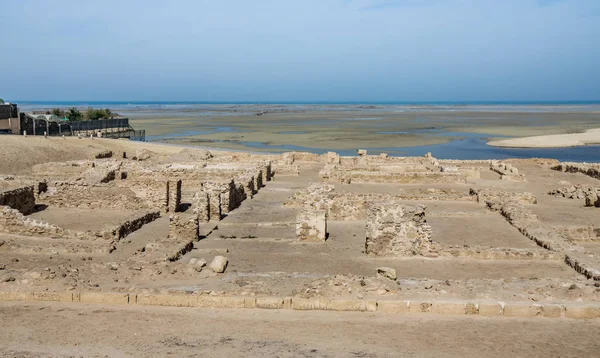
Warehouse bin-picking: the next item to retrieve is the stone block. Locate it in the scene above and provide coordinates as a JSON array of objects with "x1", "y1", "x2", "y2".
[
  {"x1": 542, "y1": 304, "x2": 564, "y2": 318},
  {"x1": 244, "y1": 297, "x2": 257, "y2": 308},
  {"x1": 465, "y1": 303, "x2": 479, "y2": 315},
  {"x1": 296, "y1": 210, "x2": 327, "y2": 243},
  {"x1": 292, "y1": 298, "x2": 325, "y2": 310},
  {"x1": 80, "y1": 292, "x2": 129, "y2": 305},
  {"x1": 409, "y1": 301, "x2": 432, "y2": 313},
  {"x1": 478, "y1": 303, "x2": 503, "y2": 316},
  {"x1": 357, "y1": 149, "x2": 368, "y2": 157},
  {"x1": 33, "y1": 292, "x2": 73, "y2": 302},
  {"x1": 136, "y1": 294, "x2": 191, "y2": 307},
  {"x1": 196, "y1": 296, "x2": 246, "y2": 308},
  {"x1": 256, "y1": 297, "x2": 285, "y2": 309},
  {"x1": 365, "y1": 204, "x2": 438, "y2": 257},
  {"x1": 366, "y1": 300, "x2": 377, "y2": 312},
  {"x1": 0, "y1": 291, "x2": 34, "y2": 301},
  {"x1": 326, "y1": 299, "x2": 366, "y2": 312},
  {"x1": 565, "y1": 305, "x2": 600, "y2": 319},
  {"x1": 503, "y1": 303, "x2": 542, "y2": 317},
  {"x1": 432, "y1": 302, "x2": 466, "y2": 315},
  {"x1": 377, "y1": 300, "x2": 410, "y2": 313}
]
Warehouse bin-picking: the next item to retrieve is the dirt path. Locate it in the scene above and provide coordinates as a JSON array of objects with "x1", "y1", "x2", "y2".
[{"x1": 1, "y1": 302, "x2": 599, "y2": 357}]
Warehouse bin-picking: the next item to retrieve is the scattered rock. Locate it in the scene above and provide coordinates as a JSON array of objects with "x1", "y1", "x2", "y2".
[
  {"x1": 376, "y1": 267, "x2": 397, "y2": 281},
  {"x1": 196, "y1": 259, "x2": 207, "y2": 268},
  {"x1": 209, "y1": 256, "x2": 229, "y2": 273}
]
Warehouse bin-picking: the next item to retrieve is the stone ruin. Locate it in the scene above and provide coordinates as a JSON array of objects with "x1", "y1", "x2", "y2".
[
  {"x1": 365, "y1": 204, "x2": 438, "y2": 257},
  {"x1": 0, "y1": 186, "x2": 36, "y2": 215},
  {"x1": 296, "y1": 210, "x2": 327, "y2": 243},
  {"x1": 490, "y1": 161, "x2": 525, "y2": 181},
  {"x1": 552, "y1": 162, "x2": 600, "y2": 181},
  {"x1": 286, "y1": 183, "x2": 476, "y2": 221},
  {"x1": 549, "y1": 184, "x2": 600, "y2": 200}
]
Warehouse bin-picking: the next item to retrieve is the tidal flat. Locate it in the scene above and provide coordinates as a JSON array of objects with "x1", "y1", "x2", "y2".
[{"x1": 123, "y1": 104, "x2": 600, "y2": 160}]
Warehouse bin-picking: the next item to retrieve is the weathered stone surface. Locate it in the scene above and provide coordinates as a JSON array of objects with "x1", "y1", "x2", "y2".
[
  {"x1": 101, "y1": 210, "x2": 161, "y2": 241},
  {"x1": 0, "y1": 186, "x2": 35, "y2": 214},
  {"x1": 209, "y1": 256, "x2": 229, "y2": 273},
  {"x1": 192, "y1": 191, "x2": 210, "y2": 222},
  {"x1": 365, "y1": 204, "x2": 438, "y2": 257},
  {"x1": 296, "y1": 210, "x2": 327, "y2": 243},
  {"x1": 376, "y1": 267, "x2": 397, "y2": 281},
  {"x1": 470, "y1": 188, "x2": 537, "y2": 205},
  {"x1": 168, "y1": 214, "x2": 199, "y2": 242},
  {"x1": 166, "y1": 180, "x2": 182, "y2": 213},
  {"x1": 94, "y1": 150, "x2": 113, "y2": 159}
]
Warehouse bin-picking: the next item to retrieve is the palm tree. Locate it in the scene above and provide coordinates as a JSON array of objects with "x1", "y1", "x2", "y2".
[{"x1": 0, "y1": 98, "x2": 4, "y2": 104}]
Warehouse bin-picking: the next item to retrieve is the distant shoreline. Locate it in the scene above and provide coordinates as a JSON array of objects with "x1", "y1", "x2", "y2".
[{"x1": 13, "y1": 100, "x2": 600, "y2": 107}]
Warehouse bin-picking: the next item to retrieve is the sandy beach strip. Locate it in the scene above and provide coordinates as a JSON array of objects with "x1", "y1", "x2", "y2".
[{"x1": 488, "y1": 128, "x2": 600, "y2": 148}]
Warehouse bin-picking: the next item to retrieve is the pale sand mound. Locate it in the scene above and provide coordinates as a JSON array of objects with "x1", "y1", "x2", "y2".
[
  {"x1": 0, "y1": 136, "x2": 228, "y2": 175},
  {"x1": 488, "y1": 128, "x2": 600, "y2": 148}
]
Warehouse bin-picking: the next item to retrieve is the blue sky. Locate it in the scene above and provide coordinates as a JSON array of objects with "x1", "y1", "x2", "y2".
[{"x1": 1, "y1": 0, "x2": 599, "y2": 102}]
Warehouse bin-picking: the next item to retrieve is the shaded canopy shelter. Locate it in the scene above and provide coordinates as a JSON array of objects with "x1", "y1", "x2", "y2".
[{"x1": 23, "y1": 113, "x2": 70, "y2": 135}]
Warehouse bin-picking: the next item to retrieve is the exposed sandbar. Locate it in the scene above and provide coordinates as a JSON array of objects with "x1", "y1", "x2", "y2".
[{"x1": 488, "y1": 128, "x2": 600, "y2": 148}]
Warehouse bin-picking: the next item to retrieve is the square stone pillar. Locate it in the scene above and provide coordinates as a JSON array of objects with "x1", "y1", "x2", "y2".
[
  {"x1": 165, "y1": 180, "x2": 182, "y2": 213},
  {"x1": 296, "y1": 210, "x2": 327, "y2": 243},
  {"x1": 365, "y1": 203, "x2": 438, "y2": 256},
  {"x1": 193, "y1": 191, "x2": 210, "y2": 222}
]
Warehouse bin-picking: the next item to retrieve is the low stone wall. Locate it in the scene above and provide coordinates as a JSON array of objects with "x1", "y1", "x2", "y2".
[
  {"x1": 365, "y1": 204, "x2": 438, "y2": 257},
  {"x1": 552, "y1": 162, "x2": 600, "y2": 181},
  {"x1": 274, "y1": 164, "x2": 300, "y2": 176},
  {"x1": 100, "y1": 210, "x2": 161, "y2": 241},
  {"x1": 441, "y1": 246, "x2": 559, "y2": 260},
  {"x1": 554, "y1": 225, "x2": 600, "y2": 241},
  {"x1": 486, "y1": 199, "x2": 600, "y2": 280},
  {"x1": 332, "y1": 171, "x2": 466, "y2": 184},
  {"x1": 3, "y1": 291, "x2": 600, "y2": 318},
  {"x1": 549, "y1": 185, "x2": 600, "y2": 200},
  {"x1": 0, "y1": 205, "x2": 94, "y2": 240},
  {"x1": 0, "y1": 186, "x2": 35, "y2": 215},
  {"x1": 470, "y1": 188, "x2": 537, "y2": 205},
  {"x1": 286, "y1": 184, "x2": 474, "y2": 220},
  {"x1": 136, "y1": 214, "x2": 198, "y2": 263},
  {"x1": 490, "y1": 161, "x2": 526, "y2": 181},
  {"x1": 125, "y1": 179, "x2": 170, "y2": 210},
  {"x1": 40, "y1": 182, "x2": 147, "y2": 210}
]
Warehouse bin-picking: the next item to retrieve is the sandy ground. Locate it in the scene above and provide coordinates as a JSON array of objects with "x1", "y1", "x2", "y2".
[
  {"x1": 0, "y1": 135, "x2": 228, "y2": 175},
  {"x1": 1, "y1": 136, "x2": 600, "y2": 356},
  {"x1": 489, "y1": 128, "x2": 600, "y2": 148},
  {"x1": 1, "y1": 301, "x2": 600, "y2": 357}
]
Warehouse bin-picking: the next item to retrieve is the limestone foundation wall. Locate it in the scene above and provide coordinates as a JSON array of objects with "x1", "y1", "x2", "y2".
[
  {"x1": 365, "y1": 204, "x2": 438, "y2": 257},
  {"x1": 0, "y1": 186, "x2": 35, "y2": 215},
  {"x1": 552, "y1": 162, "x2": 600, "y2": 181},
  {"x1": 470, "y1": 188, "x2": 537, "y2": 205},
  {"x1": 101, "y1": 210, "x2": 161, "y2": 241}
]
